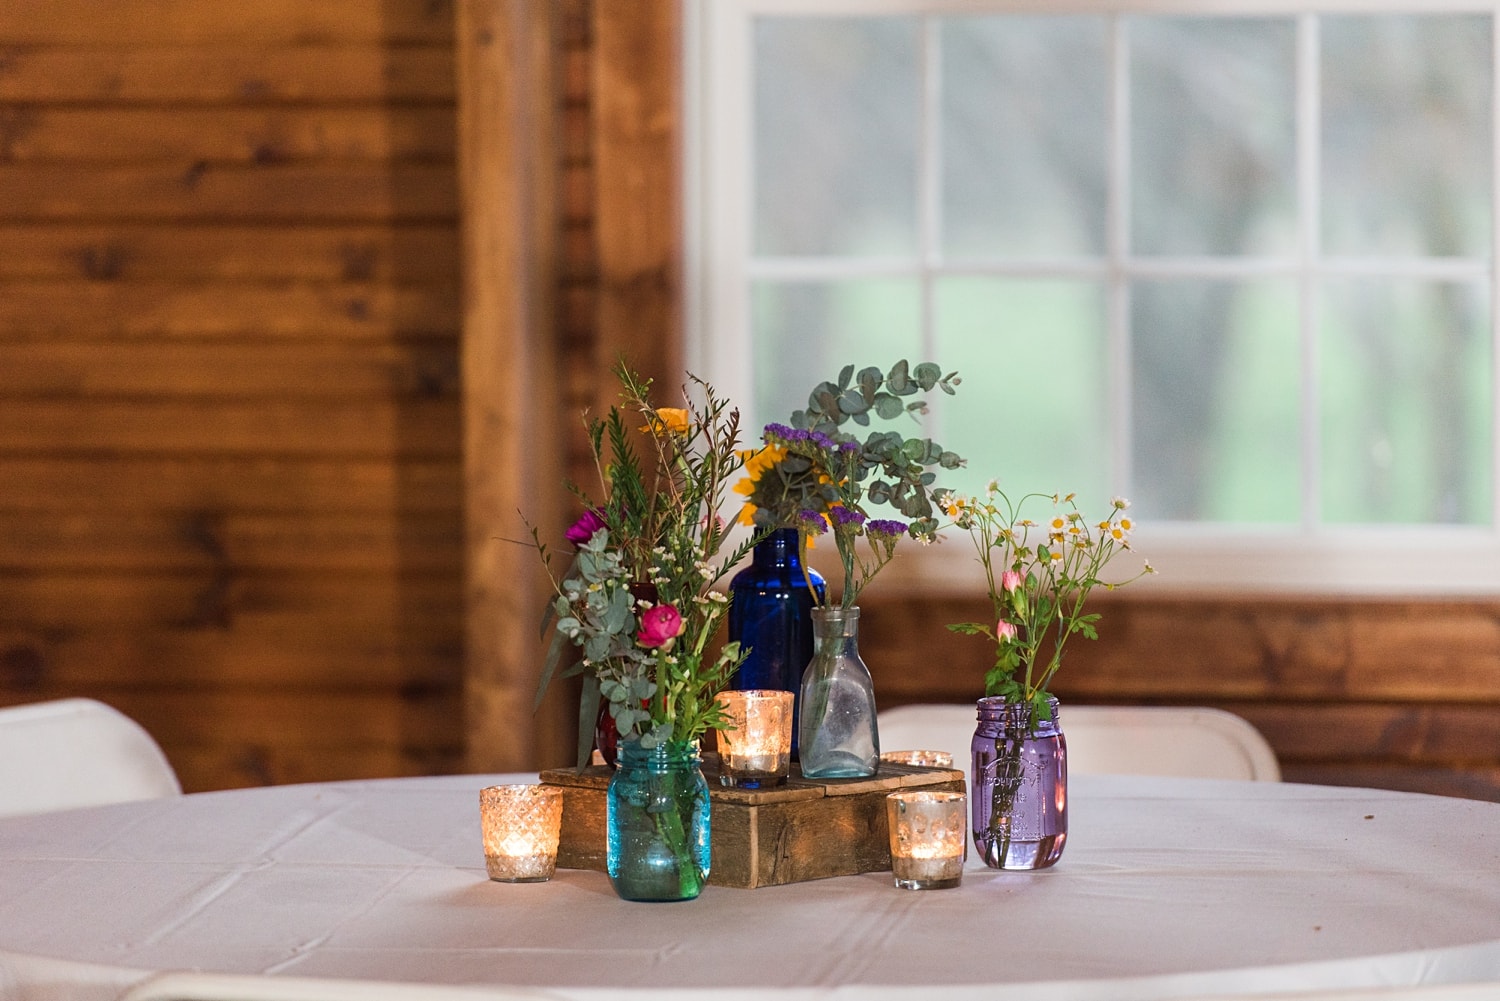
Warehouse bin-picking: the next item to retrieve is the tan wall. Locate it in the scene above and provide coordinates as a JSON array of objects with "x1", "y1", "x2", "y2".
[{"x1": 3, "y1": 0, "x2": 1497, "y2": 800}]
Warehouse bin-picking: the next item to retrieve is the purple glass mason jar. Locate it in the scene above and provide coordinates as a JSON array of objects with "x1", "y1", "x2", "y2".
[{"x1": 971, "y1": 695, "x2": 1067, "y2": 870}]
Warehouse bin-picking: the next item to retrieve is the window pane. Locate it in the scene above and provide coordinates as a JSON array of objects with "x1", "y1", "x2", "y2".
[
  {"x1": 754, "y1": 17, "x2": 920, "y2": 257},
  {"x1": 933, "y1": 278, "x2": 1110, "y2": 506},
  {"x1": 752, "y1": 280, "x2": 923, "y2": 429},
  {"x1": 1320, "y1": 279, "x2": 1492, "y2": 524},
  {"x1": 1131, "y1": 17, "x2": 1297, "y2": 256},
  {"x1": 942, "y1": 16, "x2": 1108, "y2": 259},
  {"x1": 1132, "y1": 280, "x2": 1301, "y2": 522},
  {"x1": 1322, "y1": 15, "x2": 1492, "y2": 257}
]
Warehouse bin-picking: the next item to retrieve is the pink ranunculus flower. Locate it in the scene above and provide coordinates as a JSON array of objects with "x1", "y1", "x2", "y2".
[
  {"x1": 1000, "y1": 569, "x2": 1023, "y2": 593},
  {"x1": 564, "y1": 509, "x2": 606, "y2": 546},
  {"x1": 996, "y1": 619, "x2": 1019, "y2": 643},
  {"x1": 636, "y1": 604, "x2": 685, "y2": 649}
]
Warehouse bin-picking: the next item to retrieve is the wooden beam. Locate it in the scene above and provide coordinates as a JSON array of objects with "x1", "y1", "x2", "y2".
[{"x1": 456, "y1": 0, "x2": 569, "y2": 771}]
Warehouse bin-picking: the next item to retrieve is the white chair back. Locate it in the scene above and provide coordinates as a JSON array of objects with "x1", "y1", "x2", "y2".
[
  {"x1": 0, "y1": 698, "x2": 182, "y2": 818},
  {"x1": 121, "y1": 971, "x2": 569, "y2": 1001},
  {"x1": 878, "y1": 703, "x2": 1280, "y2": 782}
]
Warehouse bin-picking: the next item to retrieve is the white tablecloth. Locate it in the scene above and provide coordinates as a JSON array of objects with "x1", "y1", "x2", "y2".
[{"x1": 0, "y1": 774, "x2": 1497, "y2": 1001}]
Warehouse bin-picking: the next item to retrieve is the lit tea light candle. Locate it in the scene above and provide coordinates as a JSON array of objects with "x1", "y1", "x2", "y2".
[
  {"x1": 715, "y1": 689, "x2": 793, "y2": 788},
  {"x1": 480, "y1": 784, "x2": 564, "y2": 883},
  {"x1": 886, "y1": 790, "x2": 966, "y2": 890},
  {"x1": 879, "y1": 749, "x2": 955, "y2": 769}
]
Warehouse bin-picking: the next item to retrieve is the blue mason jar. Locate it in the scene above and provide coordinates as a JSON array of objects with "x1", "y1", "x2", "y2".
[
  {"x1": 727, "y1": 528, "x2": 825, "y2": 757},
  {"x1": 606, "y1": 739, "x2": 711, "y2": 901}
]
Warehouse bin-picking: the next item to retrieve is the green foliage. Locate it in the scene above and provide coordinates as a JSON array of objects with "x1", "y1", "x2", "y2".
[
  {"x1": 943, "y1": 487, "x2": 1155, "y2": 710},
  {"x1": 531, "y1": 362, "x2": 757, "y2": 765}
]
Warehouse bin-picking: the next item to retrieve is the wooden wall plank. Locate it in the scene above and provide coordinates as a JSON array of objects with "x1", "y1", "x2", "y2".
[
  {"x1": 1, "y1": 108, "x2": 456, "y2": 163},
  {"x1": 0, "y1": 225, "x2": 460, "y2": 282},
  {"x1": 0, "y1": 626, "x2": 461, "y2": 690},
  {"x1": 0, "y1": 342, "x2": 459, "y2": 398},
  {"x1": 456, "y1": 0, "x2": 569, "y2": 772},
  {"x1": 0, "y1": 457, "x2": 460, "y2": 514},
  {"x1": 590, "y1": 0, "x2": 681, "y2": 396},
  {"x1": 0, "y1": 164, "x2": 456, "y2": 222},
  {"x1": 0, "y1": 46, "x2": 455, "y2": 104},
  {"x1": 2, "y1": 572, "x2": 461, "y2": 631},
  {"x1": 0, "y1": 399, "x2": 461, "y2": 455},
  {"x1": 0, "y1": 1, "x2": 455, "y2": 46},
  {"x1": 0, "y1": 283, "x2": 458, "y2": 338},
  {"x1": 0, "y1": 513, "x2": 462, "y2": 572}
]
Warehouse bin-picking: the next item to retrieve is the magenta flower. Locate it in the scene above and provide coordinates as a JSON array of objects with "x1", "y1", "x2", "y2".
[
  {"x1": 636, "y1": 604, "x2": 685, "y2": 649},
  {"x1": 1000, "y1": 569, "x2": 1023, "y2": 593},
  {"x1": 996, "y1": 619, "x2": 1019, "y2": 643},
  {"x1": 564, "y1": 509, "x2": 606, "y2": 546}
]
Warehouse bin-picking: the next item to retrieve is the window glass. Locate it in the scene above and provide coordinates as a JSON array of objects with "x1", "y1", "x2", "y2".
[
  {"x1": 1131, "y1": 279, "x2": 1302, "y2": 523},
  {"x1": 1131, "y1": 17, "x2": 1298, "y2": 256},
  {"x1": 1320, "y1": 278, "x2": 1492, "y2": 524},
  {"x1": 942, "y1": 17, "x2": 1109, "y2": 259},
  {"x1": 1322, "y1": 15, "x2": 1492, "y2": 257},
  {"x1": 934, "y1": 278, "x2": 1110, "y2": 506},
  {"x1": 751, "y1": 280, "x2": 923, "y2": 425},
  {"x1": 754, "y1": 17, "x2": 921, "y2": 257}
]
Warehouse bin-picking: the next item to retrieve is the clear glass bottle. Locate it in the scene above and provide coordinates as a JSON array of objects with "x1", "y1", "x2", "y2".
[
  {"x1": 798, "y1": 605, "x2": 879, "y2": 778},
  {"x1": 606, "y1": 739, "x2": 711, "y2": 901},
  {"x1": 971, "y1": 695, "x2": 1067, "y2": 870},
  {"x1": 728, "y1": 527, "x2": 826, "y2": 757}
]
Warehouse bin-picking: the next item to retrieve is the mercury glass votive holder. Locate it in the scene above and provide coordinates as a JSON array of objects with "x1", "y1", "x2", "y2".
[
  {"x1": 715, "y1": 689, "x2": 793, "y2": 788},
  {"x1": 879, "y1": 749, "x2": 955, "y2": 768},
  {"x1": 480, "y1": 784, "x2": 564, "y2": 883},
  {"x1": 886, "y1": 790, "x2": 966, "y2": 890}
]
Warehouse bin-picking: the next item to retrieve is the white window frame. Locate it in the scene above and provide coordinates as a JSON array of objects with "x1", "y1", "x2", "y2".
[{"x1": 683, "y1": 0, "x2": 1500, "y2": 596}]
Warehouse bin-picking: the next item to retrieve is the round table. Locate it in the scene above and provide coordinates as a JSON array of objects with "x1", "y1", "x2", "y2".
[{"x1": 0, "y1": 773, "x2": 1497, "y2": 1001}]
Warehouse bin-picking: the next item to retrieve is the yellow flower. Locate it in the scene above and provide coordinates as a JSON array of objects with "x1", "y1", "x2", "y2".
[
  {"x1": 736, "y1": 502, "x2": 758, "y2": 526},
  {"x1": 642, "y1": 407, "x2": 691, "y2": 436}
]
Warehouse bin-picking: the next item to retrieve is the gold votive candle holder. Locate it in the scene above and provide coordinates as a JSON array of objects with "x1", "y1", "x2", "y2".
[
  {"x1": 715, "y1": 689, "x2": 793, "y2": 788},
  {"x1": 880, "y1": 749, "x2": 955, "y2": 768},
  {"x1": 480, "y1": 784, "x2": 564, "y2": 883},
  {"x1": 886, "y1": 790, "x2": 966, "y2": 890}
]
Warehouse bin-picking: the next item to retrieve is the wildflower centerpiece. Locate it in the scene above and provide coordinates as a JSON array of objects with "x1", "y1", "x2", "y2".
[
  {"x1": 739, "y1": 361, "x2": 964, "y2": 778},
  {"x1": 945, "y1": 485, "x2": 1154, "y2": 870},
  {"x1": 532, "y1": 363, "x2": 756, "y2": 902}
]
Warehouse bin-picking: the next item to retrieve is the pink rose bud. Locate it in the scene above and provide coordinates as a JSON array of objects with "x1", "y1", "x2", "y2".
[
  {"x1": 1001, "y1": 570, "x2": 1023, "y2": 593},
  {"x1": 996, "y1": 619, "x2": 1019, "y2": 642},
  {"x1": 637, "y1": 604, "x2": 685, "y2": 649}
]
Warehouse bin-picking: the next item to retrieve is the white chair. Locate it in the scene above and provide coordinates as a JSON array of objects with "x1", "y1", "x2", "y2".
[
  {"x1": 877, "y1": 703, "x2": 1281, "y2": 782},
  {"x1": 0, "y1": 697, "x2": 182, "y2": 818},
  {"x1": 121, "y1": 971, "x2": 571, "y2": 1001}
]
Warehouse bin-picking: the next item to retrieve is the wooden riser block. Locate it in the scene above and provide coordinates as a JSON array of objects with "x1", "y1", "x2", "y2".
[{"x1": 540, "y1": 756, "x2": 965, "y2": 890}]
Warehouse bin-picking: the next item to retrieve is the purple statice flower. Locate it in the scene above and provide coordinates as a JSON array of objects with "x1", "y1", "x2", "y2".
[
  {"x1": 809, "y1": 431, "x2": 840, "y2": 451},
  {"x1": 839, "y1": 439, "x2": 861, "y2": 452},
  {"x1": 762, "y1": 422, "x2": 795, "y2": 440},
  {"x1": 797, "y1": 509, "x2": 828, "y2": 535},
  {"x1": 866, "y1": 519, "x2": 908, "y2": 538},
  {"x1": 830, "y1": 506, "x2": 866, "y2": 528}
]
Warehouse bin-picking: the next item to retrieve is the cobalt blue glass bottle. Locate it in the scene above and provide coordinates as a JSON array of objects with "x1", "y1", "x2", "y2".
[{"x1": 727, "y1": 528, "x2": 825, "y2": 757}]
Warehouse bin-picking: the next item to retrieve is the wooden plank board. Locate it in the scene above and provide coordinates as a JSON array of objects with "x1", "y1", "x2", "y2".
[
  {"x1": 543, "y1": 759, "x2": 965, "y2": 889},
  {"x1": 167, "y1": 744, "x2": 468, "y2": 793},
  {"x1": 0, "y1": 341, "x2": 459, "y2": 398},
  {"x1": 0, "y1": 45, "x2": 455, "y2": 104},
  {"x1": 0, "y1": 512, "x2": 462, "y2": 572},
  {"x1": 1234, "y1": 702, "x2": 1500, "y2": 764},
  {"x1": 0, "y1": 398, "x2": 460, "y2": 455},
  {"x1": 0, "y1": 0, "x2": 454, "y2": 46},
  {"x1": 0, "y1": 624, "x2": 461, "y2": 689},
  {"x1": 0, "y1": 282, "x2": 458, "y2": 338},
  {"x1": 0, "y1": 164, "x2": 457, "y2": 222},
  {"x1": 0, "y1": 456, "x2": 462, "y2": 514},
  {"x1": 1, "y1": 108, "x2": 456, "y2": 163},
  {"x1": 0, "y1": 571, "x2": 463, "y2": 630},
  {"x1": 0, "y1": 224, "x2": 459, "y2": 282}
]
